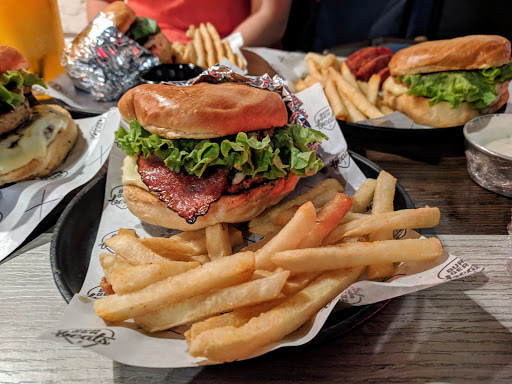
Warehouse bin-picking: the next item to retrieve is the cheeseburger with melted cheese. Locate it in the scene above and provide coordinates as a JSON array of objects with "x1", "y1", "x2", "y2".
[
  {"x1": 382, "y1": 35, "x2": 512, "y2": 127},
  {"x1": 0, "y1": 46, "x2": 77, "y2": 186},
  {"x1": 116, "y1": 82, "x2": 327, "y2": 230}
]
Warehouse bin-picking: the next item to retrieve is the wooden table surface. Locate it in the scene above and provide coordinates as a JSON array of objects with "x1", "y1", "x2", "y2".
[{"x1": 1, "y1": 53, "x2": 512, "y2": 383}]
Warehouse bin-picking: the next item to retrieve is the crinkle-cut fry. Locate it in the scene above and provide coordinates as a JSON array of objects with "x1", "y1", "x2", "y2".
[
  {"x1": 109, "y1": 260, "x2": 200, "y2": 294},
  {"x1": 105, "y1": 229, "x2": 175, "y2": 265},
  {"x1": 297, "y1": 193, "x2": 353, "y2": 249},
  {"x1": 187, "y1": 267, "x2": 364, "y2": 362},
  {"x1": 94, "y1": 252, "x2": 255, "y2": 322},
  {"x1": 249, "y1": 178, "x2": 343, "y2": 228},
  {"x1": 134, "y1": 270, "x2": 289, "y2": 332},
  {"x1": 367, "y1": 170, "x2": 397, "y2": 279},
  {"x1": 272, "y1": 238, "x2": 443, "y2": 273},
  {"x1": 199, "y1": 23, "x2": 216, "y2": 67},
  {"x1": 255, "y1": 202, "x2": 317, "y2": 270},
  {"x1": 206, "y1": 22, "x2": 224, "y2": 62},
  {"x1": 328, "y1": 67, "x2": 383, "y2": 119},
  {"x1": 350, "y1": 178, "x2": 377, "y2": 213},
  {"x1": 193, "y1": 29, "x2": 207, "y2": 68}
]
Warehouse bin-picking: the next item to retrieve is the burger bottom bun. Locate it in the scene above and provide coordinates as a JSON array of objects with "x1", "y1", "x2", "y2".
[
  {"x1": 123, "y1": 174, "x2": 300, "y2": 231},
  {"x1": 383, "y1": 91, "x2": 483, "y2": 128},
  {"x1": 0, "y1": 105, "x2": 78, "y2": 186}
]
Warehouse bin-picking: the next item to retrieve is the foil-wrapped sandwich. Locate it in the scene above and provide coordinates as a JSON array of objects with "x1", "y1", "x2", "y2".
[{"x1": 62, "y1": 1, "x2": 168, "y2": 101}]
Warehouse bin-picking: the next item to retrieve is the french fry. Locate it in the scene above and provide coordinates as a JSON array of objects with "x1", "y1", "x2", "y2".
[
  {"x1": 255, "y1": 201, "x2": 317, "y2": 270},
  {"x1": 328, "y1": 67, "x2": 384, "y2": 119},
  {"x1": 320, "y1": 53, "x2": 338, "y2": 70},
  {"x1": 305, "y1": 57, "x2": 323, "y2": 83},
  {"x1": 340, "y1": 61, "x2": 360, "y2": 91},
  {"x1": 367, "y1": 171, "x2": 398, "y2": 279},
  {"x1": 193, "y1": 29, "x2": 207, "y2": 68},
  {"x1": 187, "y1": 41, "x2": 197, "y2": 65},
  {"x1": 99, "y1": 252, "x2": 132, "y2": 282},
  {"x1": 240, "y1": 231, "x2": 278, "y2": 252},
  {"x1": 357, "y1": 80, "x2": 369, "y2": 96},
  {"x1": 206, "y1": 22, "x2": 224, "y2": 63},
  {"x1": 367, "y1": 74, "x2": 380, "y2": 105},
  {"x1": 199, "y1": 23, "x2": 216, "y2": 67},
  {"x1": 109, "y1": 260, "x2": 200, "y2": 294},
  {"x1": 236, "y1": 54, "x2": 245, "y2": 69},
  {"x1": 281, "y1": 271, "x2": 321, "y2": 296},
  {"x1": 187, "y1": 267, "x2": 364, "y2": 362},
  {"x1": 336, "y1": 84, "x2": 368, "y2": 122},
  {"x1": 223, "y1": 40, "x2": 237, "y2": 64},
  {"x1": 295, "y1": 78, "x2": 307, "y2": 92},
  {"x1": 206, "y1": 223, "x2": 232, "y2": 260},
  {"x1": 141, "y1": 230, "x2": 206, "y2": 256},
  {"x1": 272, "y1": 238, "x2": 443, "y2": 273},
  {"x1": 94, "y1": 252, "x2": 255, "y2": 322},
  {"x1": 297, "y1": 193, "x2": 353, "y2": 249},
  {"x1": 305, "y1": 52, "x2": 325, "y2": 67},
  {"x1": 339, "y1": 211, "x2": 368, "y2": 224},
  {"x1": 324, "y1": 78, "x2": 348, "y2": 120},
  {"x1": 249, "y1": 178, "x2": 343, "y2": 228},
  {"x1": 186, "y1": 25, "x2": 196, "y2": 39},
  {"x1": 350, "y1": 178, "x2": 377, "y2": 213},
  {"x1": 303, "y1": 74, "x2": 321, "y2": 88},
  {"x1": 377, "y1": 97, "x2": 394, "y2": 115},
  {"x1": 135, "y1": 270, "x2": 289, "y2": 332},
  {"x1": 249, "y1": 222, "x2": 282, "y2": 237},
  {"x1": 105, "y1": 229, "x2": 175, "y2": 265}
]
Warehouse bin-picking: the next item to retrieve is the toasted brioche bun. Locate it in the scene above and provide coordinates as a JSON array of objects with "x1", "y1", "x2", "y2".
[
  {"x1": 382, "y1": 77, "x2": 510, "y2": 127},
  {"x1": 123, "y1": 174, "x2": 300, "y2": 231},
  {"x1": 0, "y1": 46, "x2": 29, "y2": 72},
  {"x1": 118, "y1": 83, "x2": 289, "y2": 139},
  {"x1": 102, "y1": 1, "x2": 137, "y2": 34},
  {"x1": 0, "y1": 105, "x2": 78, "y2": 186},
  {"x1": 389, "y1": 35, "x2": 511, "y2": 76}
]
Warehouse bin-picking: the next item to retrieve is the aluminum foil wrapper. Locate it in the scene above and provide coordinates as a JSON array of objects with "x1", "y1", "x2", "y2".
[
  {"x1": 165, "y1": 64, "x2": 310, "y2": 127},
  {"x1": 62, "y1": 13, "x2": 159, "y2": 101}
]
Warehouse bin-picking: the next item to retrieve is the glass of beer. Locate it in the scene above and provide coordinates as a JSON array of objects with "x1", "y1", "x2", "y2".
[{"x1": 0, "y1": 0, "x2": 65, "y2": 82}]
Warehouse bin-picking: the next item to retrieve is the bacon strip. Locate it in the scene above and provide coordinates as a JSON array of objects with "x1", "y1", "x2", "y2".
[{"x1": 137, "y1": 155, "x2": 228, "y2": 224}]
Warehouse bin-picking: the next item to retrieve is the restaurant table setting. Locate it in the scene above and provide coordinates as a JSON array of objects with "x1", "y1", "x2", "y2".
[{"x1": 1, "y1": 11, "x2": 512, "y2": 383}]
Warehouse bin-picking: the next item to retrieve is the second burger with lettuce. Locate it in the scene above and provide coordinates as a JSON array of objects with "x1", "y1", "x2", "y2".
[
  {"x1": 116, "y1": 82, "x2": 327, "y2": 230},
  {"x1": 383, "y1": 35, "x2": 512, "y2": 127}
]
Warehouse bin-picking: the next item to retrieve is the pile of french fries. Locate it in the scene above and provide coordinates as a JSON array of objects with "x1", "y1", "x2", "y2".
[
  {"x1": 170, "y1": 22, "x2": 245, "y2": 69},
  {"x1": 295, "y1": 52, "x2": 394, "y2": 122},
  {"x1": 94, "y1": 171, "x2": 443, "y2": 363}
]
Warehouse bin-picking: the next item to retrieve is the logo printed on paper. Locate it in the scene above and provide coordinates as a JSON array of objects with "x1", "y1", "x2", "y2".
[
  {"x1": 339, "y1": 286, "x2": 365, "y2": 305},
  {"x1": 330, "y1": 149, "x2": 350, "y2": 169},
  {"x1": 90, "y1": 117, "x2": 106, "y2": 139},
  {"x1": 108, "y1": 185, "x2": 127, "y2": 209},
  {"x1": 314, "y1": 106, "x2": 336, "y2": 131},
  {"x1": 87, "y1": 285, "x2": 108, "y2": 299},
  {"x1": 41, "y1": 170, "x2": 68, "y2": 181},
  {"x1": 54, "y1": 328, "x2": 115, "y2": 347},
  {"x1": 437, "y1": 258, "x2": 479, "y2": 280}
]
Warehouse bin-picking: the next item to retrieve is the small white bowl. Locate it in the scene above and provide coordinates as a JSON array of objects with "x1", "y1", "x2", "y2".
[{"x1": 463, "y1": 114, "x2": 512, "y2": 197}]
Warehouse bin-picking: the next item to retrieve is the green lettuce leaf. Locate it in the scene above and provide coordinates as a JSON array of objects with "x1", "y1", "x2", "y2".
[
  {"x1": 0, "y1": 69, "x2": 46, "y2": 109},
  {"x1": 115, "y1": 119, "x2": 327, "y2": 179},
  {"x1": 399, "y1": 61, "x2": 512, "y2": 109},
  {"x1": 126, "y1": 17, "x2": 161, "y2": 43}
]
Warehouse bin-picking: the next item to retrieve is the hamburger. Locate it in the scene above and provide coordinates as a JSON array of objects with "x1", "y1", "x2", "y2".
[
  {"x1": 116, "y1": 82, "x2": 327, "y2": 231},
  {"x1": 382, "y1": 35, "x2": 512, "y2": 127},
  {"x1": 88, "y1": 1, "x2": 173, "y2": 63},
  {"x1": 0, "y1": 46, "x2": 78, "y2": 186}
]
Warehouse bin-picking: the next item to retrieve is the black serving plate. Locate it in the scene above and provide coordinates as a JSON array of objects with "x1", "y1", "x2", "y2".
[
  {"x1": 50, "y1": 151, "x2": 415, "y2": 342},
  {"x1": 140, "y1": 63, "x2": 204, "y2": 84}
]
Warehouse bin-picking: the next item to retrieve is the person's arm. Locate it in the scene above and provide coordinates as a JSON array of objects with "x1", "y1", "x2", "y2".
[
  {"x1": 233, "y1": 0, "x2": 292, "y2": 47},
  {"x1": 87, "y1": 0, "x2": 118, "y2": 21}
]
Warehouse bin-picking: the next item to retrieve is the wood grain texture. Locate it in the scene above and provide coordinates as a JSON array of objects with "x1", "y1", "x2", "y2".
[{"x1": 1, "y1": 233, "x2": 511, "y2": 383}]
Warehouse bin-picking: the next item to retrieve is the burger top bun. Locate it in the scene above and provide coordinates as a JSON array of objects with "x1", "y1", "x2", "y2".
[
  {"x1": 102, "y1": 1, "x2": 137, "y2": 34},
  {"x1": 389, "y1": 35, "x2": 512, "y2": 77},
  {"x1": 118, "y1": 83, "x2": 289, "y2": 139},
  {"x1": 0, "y1": 46, "x2": 29, "y2": 72}
]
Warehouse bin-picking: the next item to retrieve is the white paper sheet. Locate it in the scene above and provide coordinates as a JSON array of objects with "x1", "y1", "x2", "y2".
[
  {"x1": 41, "y1": 84, "x2": 482, "y2": 367},
  {"x1": 0, "y1": 108, "x2": 120, "y2": 261}
]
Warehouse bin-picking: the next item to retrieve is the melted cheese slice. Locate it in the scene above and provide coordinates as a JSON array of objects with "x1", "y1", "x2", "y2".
[
  {"x1": 382, "y1": 77, "x2": 409, "y2": 97},
  {"x1": 122, "y1": 155, "x2": 149, "y2": 191},
  {"x1": 0, "y1": 105, "x2": 68, "y2": 175}
]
